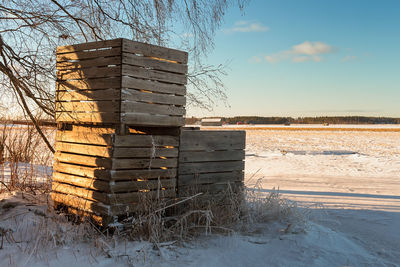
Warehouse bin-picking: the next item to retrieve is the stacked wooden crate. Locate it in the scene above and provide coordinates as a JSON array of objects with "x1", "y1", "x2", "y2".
[
  {"x1": 178, "y1": 129, "x2": 246, "y2": 198},
  {"x1": 52, "y1": 39, "x2": 187, "y2": 225},
  {"x1": 56, "y1": 38, "x2": 187, "y2": 126}
]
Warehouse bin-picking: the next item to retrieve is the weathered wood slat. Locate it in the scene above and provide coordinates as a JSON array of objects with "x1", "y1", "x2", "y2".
[
  {"x1": 53, "y1": 173, "x2": 176, "y2": 193},
  {"x1": 53, "y1": 162, "x2": 111, "y2": 180},
  {"x1": 56, "y1": 112, "x2": 120, "y2": 123},
  {"x1": 122, "y1": 113, "x2": 185, "y2": 127},
  {"x1": 56, "y1": 101, "x2": 119, "y2": 113},
  {"x1": 57, "y1": 77, "x2": 121, "y2": 90},
  {"x1": 180, "y1": 131, "x2": 245, "y2": 151},
  {"x1": 52, "y1": 172, "x2": 110, "y2": 192},
  {"x1": 109, "y1": 204, "x2": 137, "y2": 215},
  {"x1": 57, "y1": 56, "x2": 121, "y2": 70},
  {"x1": 122, "y1": 53, "x2": 187, "y2": 74},
  {"x1": 178, "y1": 171, "x2": 244, "y2": 186},
  {"x1": 52, "y1": 181, "x2": 109, "y2": 203},
  {"x1": 178, "y1": 161, "x2": 245, "y2": 175},
  {"x1": 105, "y1": 203, "x2": 138, "y2": 215},
  {"x1": 112, "y1": 158, "x2": 178, "y2": 170},
  {"x1": 179, "y1": 150, "x2": 245, "y2": 163},
  {"x1": 111, "y1": 169, "x2": 177, "y2": 181},
  {"x1": 57, "y1": 39, "x2": 122, "y2": 54},
  {"x1": 113, "y1": 147, "x2": 178, "y2": 158},
  {"x1": 121, "y1": 65, "x2": 187, "y2": 85},
  {"x1": 53, "y1": 181, "x2": 175, "y2": 205},
  {"x1": 51, "y1": 191, "x2": 110, "y2": 215},
  {"x1": 110, "y1": 178, "x2": 176, "y2": 193},
  {"x1": 57, "y1": 47, "x2": 122, "y2": 62},
  {"x1": 113, "y1": 135, "x2": 179, "y2": 147},
  {"x1": 56, "y1": 130, "x2": 113, "y2": 145},
  {"x1": 179, "y1": 194, "x2": 242, "y2": 205},
  {"x1": 179, "y1": 182, "x2": 243, "y2": 194},
  {"x1": 53, "y1": 162, "x2": 177, "y2": 181},
  {"x1": 62, "y1": 206, "x2": 110, "y2": 226},
  {"x1": 122, "y1": 39, "x2": 188, "y2": 64},
  {"x1": 55, "y1": 152, "x2": 112, "y2": 168},
  {"x1": 71, "y1": 125, "x2": 116, "y2": 134},
  {"x1": 56, "y1": 89, "x2": 121, "y2": 101},
  {"x1": 107, "y1": 189, "x2": 176, "y2": 205},
  {"x1": 121, "y1": 88, "x2": 185, "y2": 106},
  {"x1": 121, "y1": 101, "x2": 185, "y2": 116},
  {"x1": 122, "y1": 76, "x2": 186, "y2": 95},
  {"x1": 56, "y1": 198, "x2": 156, "y2": 220},
  {"x1": 57, "y1": 66, "x2": 121, "y2": 80},
  {"x1": 181, "y1": 130, "x2": 245, "y2": 139},
  {"x1": 55, "y1": 142, "x2": 112, "y2": 157}
]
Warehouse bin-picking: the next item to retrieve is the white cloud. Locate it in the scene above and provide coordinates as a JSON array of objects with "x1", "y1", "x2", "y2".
[
  {"x1": 249, "y1": 56, "x2": 263, "y2": 63},
  {"x1": 234, "y1": 20, "x2": 248, "y2": 26},
  {"x1": 259, "y1": 41, "x2": 335, "y2": 63},
  {"x1": 224, "y1": 21, "x2": 269, "y2": 33},
  {"x1": 265, "y1": 54, "x2": 284, "y2": 63},
  {"x1": 292, "y1": 55, "x2": 322, "y2": 63},
  {"x1": 342, "y1": 55, "x2": 357, "y2": 62},
  {"x1": 292, "y1": 41, "x2": 334, "y2": 55}
]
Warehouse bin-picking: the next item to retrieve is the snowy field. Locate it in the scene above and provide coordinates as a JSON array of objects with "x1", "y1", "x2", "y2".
[
  {"x1": 245, "y1": 129, "x2": 400, "y2": 266},
  {"x1": 1, "y1": 127, "x2": 399, "y2": 266}
]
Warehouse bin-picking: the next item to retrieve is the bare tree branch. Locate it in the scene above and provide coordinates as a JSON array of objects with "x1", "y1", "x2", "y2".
[{"x1": 0, "y1": 0, "x2": 248, "y2": 153}]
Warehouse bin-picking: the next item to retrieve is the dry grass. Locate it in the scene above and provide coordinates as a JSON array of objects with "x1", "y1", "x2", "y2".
[
  {"x1": 0, "y1": 181, "x2": 307, "y2": 266},
  {"x1": 240, "y1": 179, "x2": 308, "y2": 234},
  {"x1": 0, "y1": 121, "x2": 54, "y2": 193},
  {"x1": 110, "y1": 179, "x2": 307, "y2": 245},
  {"x1": 0, "y1": 192, "x2": 99, "y2": 261}
]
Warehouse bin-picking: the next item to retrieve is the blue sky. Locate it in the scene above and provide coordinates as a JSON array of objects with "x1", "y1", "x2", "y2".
[{"x1": 186, "y1": 0, "x2": 400, "y2": 117}]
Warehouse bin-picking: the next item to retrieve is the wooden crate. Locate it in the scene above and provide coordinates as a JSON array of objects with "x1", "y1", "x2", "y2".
[
  {"x1": 51, "y1": 125, "x2": 179, "y2": 225},
  {"x1": 55, "y1": 39, "x2": 188, "y2": 127},
  {"x1": 178, "y1": 130, "x2": 246, "y2": 197}
]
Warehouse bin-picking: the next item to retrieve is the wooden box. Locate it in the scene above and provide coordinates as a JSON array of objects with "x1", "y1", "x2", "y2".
[
  {"x1": 178, "y1": 130, "x2": 246, "y2": 197},
  {"x1": 51, "y1": 125, "x2": 179, "y2": 224},
  {"x1": 55, "y1": 39, "x2": 188, "y2": 127}
]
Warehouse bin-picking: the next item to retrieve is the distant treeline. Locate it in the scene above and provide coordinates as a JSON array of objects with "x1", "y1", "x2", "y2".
[{"x1": 186, "y1": 116, "x2": 400, "y2": 125}]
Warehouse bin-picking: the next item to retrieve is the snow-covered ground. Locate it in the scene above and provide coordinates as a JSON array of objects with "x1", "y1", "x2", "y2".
[
  {"x1": 0, "y1": 162, "x2": 52, "y2": 186},
  {"x1": 245, "y1": 129, "x2": 400, "y2": 266},
  {"x1": 1, "y1": 128, "x2": 399, "y2": 266}
]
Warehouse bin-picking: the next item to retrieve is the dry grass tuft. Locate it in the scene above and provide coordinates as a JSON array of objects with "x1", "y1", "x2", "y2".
[
  {"x1": 0, "y1": 192, "x2": 99, "y2": 260},
  {"x1": 0, "y1": 181, "x2": 307, "y2": 266},
  {"x1": 0, "y1": 121, "x2": 54, "y2": 193},
  {"x1": 112, "y1": 178, "x2": 307, "y2": 244},
  {"x1": 240, "y1": 178, "x2": 308, "y2": 234}
]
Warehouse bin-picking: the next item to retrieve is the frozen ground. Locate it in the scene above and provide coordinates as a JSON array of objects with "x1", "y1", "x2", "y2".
[
  {"x1": 1, "y1": 127, "x2": 399, "y2": 266},
  {"x1": 245, "y1": 130, "x2": 400, "y2": 209},
  {"x1": 245, "y1": 130, "x2": 400, "y2": 265}
]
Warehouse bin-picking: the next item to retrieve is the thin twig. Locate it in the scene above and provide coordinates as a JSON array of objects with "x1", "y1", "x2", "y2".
[
  {"x1": 153, "y1": 193, "x2": 203, "y2": 213},
  {"x1": 0, "y1": 180, "x2": 11, "y2": 192}
]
